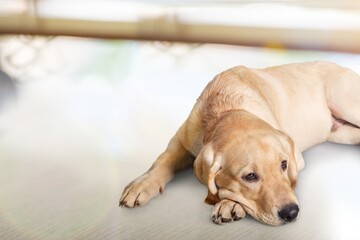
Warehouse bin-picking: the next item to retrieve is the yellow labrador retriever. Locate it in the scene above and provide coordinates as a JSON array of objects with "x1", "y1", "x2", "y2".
[{"x1": 120, "y1": 61, "x2": 360, "y2": 226}]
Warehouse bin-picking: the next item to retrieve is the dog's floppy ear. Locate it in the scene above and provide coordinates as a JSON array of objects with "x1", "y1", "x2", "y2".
[
  {"x1": 288, "y1": 151, "x2": 299, "y2": 188},
  {"x1": 277, "y1": 131, "x2": 305, "y2": 188},
  {"x1": 194, "y1": 143, "x2": 222, "y2": 195},
  {"x1": 204, "y1": 189, "x2": 221, "y2": 205},
  {"x1": 286, "y1": 138, "x2": 305, "y2": 188},
  {"x1": 288, "y1": 143, "x2": 305, "y2": 188}
]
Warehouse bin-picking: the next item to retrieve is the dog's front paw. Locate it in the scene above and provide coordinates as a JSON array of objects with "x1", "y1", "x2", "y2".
[
  {"x1": 211, "y1": 199, "x2": 246, "y2": 224},
  {"x1": 119, "y1": 173, "x2": 164, "y2": 208}
]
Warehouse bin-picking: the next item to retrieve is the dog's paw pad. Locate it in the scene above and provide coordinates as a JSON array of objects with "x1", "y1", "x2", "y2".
[{"x1": 211, "y1": 199, "x2": 246, "y2": 224}]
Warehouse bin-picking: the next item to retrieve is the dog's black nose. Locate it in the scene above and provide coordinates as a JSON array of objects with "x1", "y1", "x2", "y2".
[{"x1": 278, "y1": 204, "x2": 299, "y2": 222}]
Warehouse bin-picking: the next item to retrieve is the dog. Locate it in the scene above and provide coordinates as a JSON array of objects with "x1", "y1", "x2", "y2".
[{"x1": 119, "y1": 61, "x2": 360, "y2": 226}]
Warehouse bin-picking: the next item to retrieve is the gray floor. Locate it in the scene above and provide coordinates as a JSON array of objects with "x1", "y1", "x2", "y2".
[
  {"x1": 1, "y1": 141, "x2": 360, "y2": 240},
  {"x1": 0, "y1": 38, "x2": 360, "y2": 239}
]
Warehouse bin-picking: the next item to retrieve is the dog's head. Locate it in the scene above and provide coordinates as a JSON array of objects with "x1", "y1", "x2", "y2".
[{"x1": 194, "y1": 112, "x2": 302, "y2": 226}]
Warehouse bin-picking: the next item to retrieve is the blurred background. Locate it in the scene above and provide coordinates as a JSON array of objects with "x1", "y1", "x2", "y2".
[{"x1": 0, "y1": 0, "x2": 360, "y2": 239}]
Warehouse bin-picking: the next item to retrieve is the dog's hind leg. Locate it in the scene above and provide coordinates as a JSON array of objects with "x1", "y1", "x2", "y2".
[
  {"x1": 328, "y1": 125, "x2": 360, "y2": 144},
  {"x1": 119, "y1": 126, "x2": 195, "y2": 208},
  {"x1": 326, "y1": 68, "x2": 360, "y2": 144}
]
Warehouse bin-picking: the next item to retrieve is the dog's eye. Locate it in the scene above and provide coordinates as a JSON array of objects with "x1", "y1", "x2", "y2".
[
  {"x1": 243, "y1": 172, "x2": 258, "y2": 182},
  {"x1": 281, "y1": 160, "x2": 287, "y2": 171}
]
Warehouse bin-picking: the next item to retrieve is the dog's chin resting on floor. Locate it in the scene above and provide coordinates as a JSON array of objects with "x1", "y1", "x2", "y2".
[{"x1": 120, "y1": 61, "x2": 360, "y2": 226}]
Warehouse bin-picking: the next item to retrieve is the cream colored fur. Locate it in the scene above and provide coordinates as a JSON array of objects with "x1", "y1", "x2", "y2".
[{"x1": 120, "y1": 61, "x2": 360, "y2": 226}]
